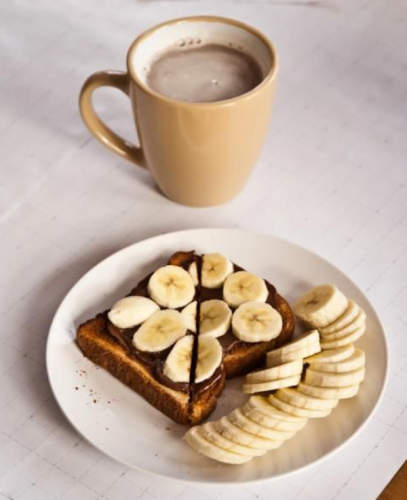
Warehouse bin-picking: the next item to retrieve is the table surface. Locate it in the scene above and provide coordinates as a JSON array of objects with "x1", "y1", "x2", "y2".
[
  {"x1": 379, "y1": 461, "x2": 407, "y2": 500},
  {"x1": 1, "y1": 0, "x2": 407, "y2": 499}
]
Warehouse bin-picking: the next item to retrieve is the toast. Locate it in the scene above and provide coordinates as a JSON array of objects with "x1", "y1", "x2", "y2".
[
  {"x1": 77, "y1": 314, "x2": 225, "y2": 424},
  {"x1": 77, "y1": 251, "x2": 294, "y2": 425}
]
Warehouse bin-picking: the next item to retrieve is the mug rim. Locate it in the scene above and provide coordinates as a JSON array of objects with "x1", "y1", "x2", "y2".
[{"x1": 126, "y1": 15, "x2": 278, "y2": 108}]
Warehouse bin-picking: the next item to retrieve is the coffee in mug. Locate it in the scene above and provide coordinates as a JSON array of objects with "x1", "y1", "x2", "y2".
[{"x1": 147, "y1": 43, "x2": 264, "y2": 103}]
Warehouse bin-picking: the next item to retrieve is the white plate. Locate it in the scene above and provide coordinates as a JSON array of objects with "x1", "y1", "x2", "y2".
[{"x1": 46, "y1": 229, "x2": 388, "y2": 485}]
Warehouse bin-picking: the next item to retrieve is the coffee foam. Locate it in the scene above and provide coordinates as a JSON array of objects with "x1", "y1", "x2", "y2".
[
  {"x1": 146, "y1": 44, "x2": 264, "y2": 103},
  {"x1": 130, "y1": 20, "x2": 273, "y2": 87}
]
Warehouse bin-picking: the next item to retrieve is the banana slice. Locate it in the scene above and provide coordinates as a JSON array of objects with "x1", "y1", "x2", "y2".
[
  {"x1": 201, "y1": 422, "x2": 265, "y2": 457},
  {"x1": 246, "y1": 360, "x2": 303, "y2": 384},
  {"x1": 201, "y1": 253, "x2": 234, "y2": 289},
  {"x1": 181, "y1": 301, "x2": 197, "y2": 333},
  {"x1": 108, "y1": 296, "x2": 160, "y2": 329},
  {"x1": 228, "y1": 408, "x2": 295, "y2": 440},
  {"x1": 148, "y1": 265, "x2": 195, "y2": 309},
  {"x1": 200, "y1": 300, "x2": 232, "y2": 338},
  {"x1": 320, "y1": 324, "x2": 366, "y2": 350},
  {"x1": 133, "y1": 310, "x2": 186, "y2": 352},
  {"x1": 320, "y1": 300, "x2": 361, "y2": 335},
  {"x1": 305, "y1": 367, "x2": 366, "y2": 388},
  {"x1": 232, "y1": 301, "x2": 282, "y2": 343},
  {"x1": 214, "y1": 417, "x2": 282, "y2": 450},
  {"x1": 188, "y1": 262, "x2": 199, "y2": 286},
  {"x1": 310, "y1": 348, "x2": 365, "y2": 373},
  {"x1": 246, "y1": 396, "x2": 308, "y2": 424},
  {"x1": 184, "y1": 426, "x2": 251, "y2": 464},
  {"x1": 266, "y1": 344, "x2": 321, "y2": 367},
  {"x1": 182, "y1": 300, "x2": 232, "y2": 337},
  {"x1": 267, "y1": 330, "x2": 320, "y2": 357},
  {"x1": 223, "y1": 271, "x2": 268, "y2": 308},
  {"x1": 305, "y1": 343, "x2": 355, "y2": 364},
  {"x1": 242, "y1": 403, "x2": 308, "y2": 432},
  {"x1": 266, "y1": 341, "x2": 321, "y2": 367},
  {"x1": 243, "y1": 375, "x2": 301, "y2": 394},
  {"x1": 293, "y1": 284, "x2": 348, "y2": 328},
  {"x1": 275, "y1": 388, "x2": 338, "y2": 410},
  {"x1": 163, "y1": 336, "x2": 193, "y2": 383},
  {"x1": 195, "y1": 336, "x2": 222, "y2": 383},
  {"x1": 320, "y1": 310, "x2": 366, "y2": 341},
  {"x1": 297, "y1": 382, "x2": 360, "y2": 400},
  {"x1": 269, "y1": 395, "x2": 332, "y2": 418}
]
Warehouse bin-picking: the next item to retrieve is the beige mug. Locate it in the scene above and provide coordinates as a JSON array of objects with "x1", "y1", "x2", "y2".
[{"x1": 79, "y1": 16, "x2": 278, "y2": 207}]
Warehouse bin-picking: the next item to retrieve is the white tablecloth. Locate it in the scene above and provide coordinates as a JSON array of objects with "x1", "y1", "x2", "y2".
[{"x1": 1, "y1": 0, "x2": 407, "y2": 499}]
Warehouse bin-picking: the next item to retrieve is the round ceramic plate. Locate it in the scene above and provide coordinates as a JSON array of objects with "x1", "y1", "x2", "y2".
[{"x1": 46, "y1": 229, "x2": 388, "y2": 485}]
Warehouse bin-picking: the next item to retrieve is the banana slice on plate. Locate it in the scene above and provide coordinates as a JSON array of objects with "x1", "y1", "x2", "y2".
[
  {"x1": 246, "y1": 360, "x2": 303, "y2": 384},
  {"x1": 297, "y1": 382, "x2": 360, "y2": 400},
  {"x1": 195, "y1": 336, "x2": 223, "y2": 383},
  {"x1": 320, "y1": 299, "x2": 361, "y2": 335},
  {"x1": 305, "y1": 367, "x2": 366, "y2": 388},
  {"x1": 266, "y1": 343, "x2": 321, "y2": 367},
  {"x1": 181, "y1": 301, "x2": 197, "y2": 332},
  {"x1": 293, "y1": 284, "x2": 348, "y2": 328},
  {"x1": 148, "y1": 265, "x2": 195, "y2": 309},
  {"x1": 266, "y1": 332, "x2": 321, "y2": 367},
  {"x1": 310, "y1": 348, "x2": 365, "y2": 373},
  {"x1": 232, "y1": 301, "x2": 282, "y2": 342},
  {"x1": 241, "y1": 402, "x2": 308, "y2": 432},
  {"x1": 228, "y1": 408, "x2": 295, "y2": 441},
  {"x1": 275, "y1": 388, "x2": 339, "y2": 410},
  {"x1": 223, "y1": 271, "x2": 268, "y2": 307},
  {"x1": 184, "y1": 427, "x2": 251, "y2": 464},
  {"x1": 200, "y1": 422, "x2": 265, "y2": 457},
  {"x1": 163, "y1": 336, "x2": 193, "y2": 383},
  {"x1": 269, "y1": 395, "x2": 332, "y2": 418},
  {"x1": 267, "y1": 330, "x2": 320, "y2": 357},
  {"x1": 214, "y1": 417, "x2": 282, "y2": 450},
  {"x1": 320, "y1": 310, "x2": 366, "y2": 341},
  {"x1": 246, "y1": 396, "x2": 308, "y2": 424},
  {"x1": 108, "y1": 296, "x2": 160, "y2": 329},
  {"x1": 201, "y1": 253, "x2": 234, "y2": 289},
  {"x1": 243, "y1": 374, "x2": 301, "y2": 394},
  {"x1": 320, "y1": 324, "x2": 366, "y2": 350},
  {"x1": 305, "y1": 343, "x2": 355, "y2": 364},
  {"x1": 133, "y1": 310, "x2": 186, "y2": 352}
]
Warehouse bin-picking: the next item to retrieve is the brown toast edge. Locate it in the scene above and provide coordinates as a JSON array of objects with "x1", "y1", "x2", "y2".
[
  {"x1": 76, "y1": 313, "x2": 225, "y2": 425},
  {"x1": 189, "y1": 369, "x2": 226, "y2": 424}
]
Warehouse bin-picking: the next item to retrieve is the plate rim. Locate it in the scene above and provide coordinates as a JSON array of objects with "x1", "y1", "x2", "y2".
[{"x1": 46, "y1": 228, "x2": 389, "y2": 486}]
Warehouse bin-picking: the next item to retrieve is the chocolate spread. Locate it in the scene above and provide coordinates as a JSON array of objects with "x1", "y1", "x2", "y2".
[{"x1": 103, "y1": 255, "x2": 278, "y2": 399}]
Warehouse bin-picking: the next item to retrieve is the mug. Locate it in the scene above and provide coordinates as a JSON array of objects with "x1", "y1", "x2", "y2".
[{"x1": 79, "y1": 16, "x2": 278, "y2": 207}]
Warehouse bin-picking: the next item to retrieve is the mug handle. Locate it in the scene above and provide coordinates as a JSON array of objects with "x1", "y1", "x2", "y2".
[{"x1": 79, "y1": 70, "x2": 146, "y2": 168}]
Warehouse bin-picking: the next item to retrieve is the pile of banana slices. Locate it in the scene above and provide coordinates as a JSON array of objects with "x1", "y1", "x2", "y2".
[{"x1": 185, "y1": 284, "x2": 368, "y2": 465}]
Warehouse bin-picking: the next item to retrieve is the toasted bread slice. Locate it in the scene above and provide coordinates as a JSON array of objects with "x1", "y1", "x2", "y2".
[
  {"x1": 77, "y1": 313, "x2": 225, "y2": 425},
  {"x1": 77, "y1": 250, "x2": 294, "y2": 425}
]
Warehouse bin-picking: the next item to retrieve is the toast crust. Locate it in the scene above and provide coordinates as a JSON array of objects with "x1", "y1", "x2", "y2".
[{"x1": 77, "y1": 313, "x2": 225, "y2": 425}]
